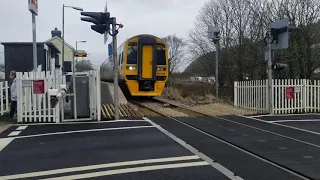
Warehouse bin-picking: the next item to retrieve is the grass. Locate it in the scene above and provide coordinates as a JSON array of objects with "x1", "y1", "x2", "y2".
[
  {"x1": 162, "y1": 81, "x2": 234, "y2": 105},
  {"x1": 162, "y1": 84, "x2": 216, "y2": 105},
  {"x1": 0, "y1": 113, "x2": 14, "y2": 125}
]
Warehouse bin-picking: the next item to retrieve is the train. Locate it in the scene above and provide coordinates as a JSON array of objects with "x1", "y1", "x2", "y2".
[{"x1": 100, "y1": 34, "x2": 169, "y2": 97}]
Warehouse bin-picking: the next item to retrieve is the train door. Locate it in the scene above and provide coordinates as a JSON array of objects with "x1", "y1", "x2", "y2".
[{"x1": 142, "y1": 45, "x2": 153, "y2": 79}]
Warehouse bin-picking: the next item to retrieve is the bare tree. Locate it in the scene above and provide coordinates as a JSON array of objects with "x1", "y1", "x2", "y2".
[
  {"x1": 265, "y1": 0, "x2": 320, "y2": 79},
  {"x1": 162, "y1": 34, "x2": 187, "y2": 75},
  {"x1": 187, "y1": 0, "x2": 320, "y2": 81},
  {"x1": 188, "y1": 0, "x2": 268, "y2": 84},
  {"x1": 75, "y1": 60, "x2": 94, "y2": 72}
]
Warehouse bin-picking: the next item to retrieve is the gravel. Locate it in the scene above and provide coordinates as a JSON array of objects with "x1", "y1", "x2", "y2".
[
  {"x1": 153, "y1": 97, "x2": 194, "y2": 108},
  {"x1": 155, "y1": 96, "x2": 254, "y2": 116}
]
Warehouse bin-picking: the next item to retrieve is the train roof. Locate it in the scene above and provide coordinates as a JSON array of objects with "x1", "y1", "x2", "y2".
[{"x1": 128, "y1": 34, "x2": 162, "y2": 41}]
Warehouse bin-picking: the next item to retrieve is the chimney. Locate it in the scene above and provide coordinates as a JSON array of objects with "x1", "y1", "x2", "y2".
[{"x1": 51, "y1": 27, "x2": 61, "y2": 38}]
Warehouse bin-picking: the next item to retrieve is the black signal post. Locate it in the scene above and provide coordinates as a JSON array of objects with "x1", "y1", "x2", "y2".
[{"x1": 80, "y1": 10, "x2": 123, "y2": 120}]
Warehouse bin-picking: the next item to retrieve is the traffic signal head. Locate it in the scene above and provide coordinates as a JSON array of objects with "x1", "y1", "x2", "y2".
[
  {"x1": 271, "y1": 18, "x2": 300, "y2": 50},
  {"x1": 272, "y1": 63, "x2": 288, "y2": 71},
  {"x1": 80, "y1": 12, "x2": 111, "y2": 34},
  {"x1": 208, "y1": 26, "x2": 220, "y2": 43}
]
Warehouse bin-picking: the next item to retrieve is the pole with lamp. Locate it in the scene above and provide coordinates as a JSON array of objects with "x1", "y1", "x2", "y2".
[
  {"x1": 62, "y1": 4, "x2": 83, "y2": 72},
  {"x1": 62, "y1": 4, "x2": 83, "y2": 121}
]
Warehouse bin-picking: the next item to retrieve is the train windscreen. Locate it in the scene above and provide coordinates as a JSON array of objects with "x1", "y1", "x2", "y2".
[
  {"x1": 127, "y1": 47, "x2": 137, "y2": 64},
  {"x1": 157, "y1": 45, "x2": 166, "y2": 65}
]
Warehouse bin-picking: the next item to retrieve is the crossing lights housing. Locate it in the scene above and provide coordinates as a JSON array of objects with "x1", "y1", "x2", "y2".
[
  {"x1": 81, "y1": 12, "x2": 111, "y2": 34},
  {"x1": 272, "y1": 63, "x2": 288, "y2": 71},
  {"x1": 208, "y1": 26, "x2": 220, "y2": 44}
]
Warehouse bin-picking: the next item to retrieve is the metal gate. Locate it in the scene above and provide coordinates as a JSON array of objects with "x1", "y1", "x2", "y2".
[{"x1": 60, "y1": 70, "x2": 101, "y2": 122}]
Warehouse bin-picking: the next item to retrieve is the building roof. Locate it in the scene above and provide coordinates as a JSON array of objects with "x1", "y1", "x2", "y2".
[
  {"x1": 1, "y1": 42, "x2": 45, "y2": 45},
  {"x1": 45, "y1": 36, "x2": 75, "y2": 51},
  {"x1": 45, "y1": 42, "x2": 61, "y2": 53},
  {"x1": 1, "y1": 36, "x2": 75, "y2": 52},
  {"x1": 1, "y1": 41, "x2": 60, "y2": 54}
]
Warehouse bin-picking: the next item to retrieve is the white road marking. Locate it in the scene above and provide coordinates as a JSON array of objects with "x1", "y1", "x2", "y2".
[
  {"x1": 17, "y1": 119, "x2": 147, "y2": 126},
  {"x1": 249, "y1": 113, "x2": 320, "y2": 118},
  {"x1": 303, "y1": 156, "x2": 313, "y2": 159},
  {"x1": 143, "y1": 117, "x2": 243, "y2": 180},
  {"x1": 0, "y1": 138, "x2": 14, "y2": 151},
  {"x1": 41, "y1": 162, "x2": 210, "y2": 180},
  {"x1": 12, "y1": 126, "x2": 154, "y2": 139},
  {"x1": 0, "y1": 155, "x2": 200, "y2": 179},
  {"x1": 146, "y1": 117, "x2": 311, "y2": 180},
  {"x1": 237, "y1": 115, "x2": 320, "y2": 136},
  {"x1": 269, "y1": 119, "x2": 320, "y2": 123},
  {"x1": 8, "y1": 131, "x2": 21, "y2": 137},
  {"x1": 16, "y1": 126, "x2": 28, "y2": 130}
]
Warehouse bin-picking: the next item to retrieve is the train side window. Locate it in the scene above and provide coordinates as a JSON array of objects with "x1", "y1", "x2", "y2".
[
  {"x1": 121, "y1": 52, "x2": 124, "y2": 63},
  {"x1": 127, "y1": 47, "x2": 137, "y2": 64},
  {"x1": 157, "y1": 49, "x2": 166, "y2": 65}
]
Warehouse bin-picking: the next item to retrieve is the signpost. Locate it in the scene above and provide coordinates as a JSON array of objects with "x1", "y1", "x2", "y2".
[
  {"x1": 108, "y1": 43, "x2": 112, "y2": 57},
  {"x1": 33, "y1": 80, "x2": 45, "y2": 94},
  {"x1": 285, "y1": 86, "x2": 294, "y2": 100},
  {"x1": 22, "y1": 80, "x2": 32, "y2": 87},
  {"x1": 74, "y1": 51, "x2": 88, "y2": 57},
  {"x1": 28, "y1": 0, "x2": 38, "y2": 71}
]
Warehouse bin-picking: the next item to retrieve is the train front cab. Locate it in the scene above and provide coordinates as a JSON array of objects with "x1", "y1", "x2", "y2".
[{"x1": 124, "y1": 35, "x2": 168, "y2": 96}]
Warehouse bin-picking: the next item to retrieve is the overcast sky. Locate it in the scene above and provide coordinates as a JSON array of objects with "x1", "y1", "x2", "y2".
[{"x1": 0, "y1": 0, "x2": 207, "y2": 70}]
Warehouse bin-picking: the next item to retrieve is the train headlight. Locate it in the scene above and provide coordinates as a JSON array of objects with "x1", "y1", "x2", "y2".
[
  {"x1": 126, "y1": 66, "x2": 137, "y2": 70},
  {"x1": 157, "y1": 67, "x2": 166, "y2": 71}
]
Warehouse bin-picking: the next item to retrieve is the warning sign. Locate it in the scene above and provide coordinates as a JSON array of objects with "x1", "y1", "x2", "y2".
[
  {"x1": 285, "y1": 86, "x2": 294, "y2": 99},
  {"x1": 33, "y1": 80, "x2": 45, "y2": 94}
]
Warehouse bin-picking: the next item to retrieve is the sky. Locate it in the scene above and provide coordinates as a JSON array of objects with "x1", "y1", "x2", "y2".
[{"x1": 0, "y1": 0, "x2": 207, "y2": 70}]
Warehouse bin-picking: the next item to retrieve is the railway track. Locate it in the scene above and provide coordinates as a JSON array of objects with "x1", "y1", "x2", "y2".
[{"x1": 130, "y1": 97, "x2": 319, "y2": 180}]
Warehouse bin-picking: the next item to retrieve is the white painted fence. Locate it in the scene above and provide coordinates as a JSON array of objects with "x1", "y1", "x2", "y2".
[
  {"x1": 0, "y1": 81, "x2": 9, "y2": 115},
  {"x1": 234, "y1": 80, "x2": 267, "y2": 114},
  {"x1": 234, "y1": 79, "x2": 320, "y2": 114},
  {"x1": 16, "y1": 70, "x2": 63, "y2": 123}
]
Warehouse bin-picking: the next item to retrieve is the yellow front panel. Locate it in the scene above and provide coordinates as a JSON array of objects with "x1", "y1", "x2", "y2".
[{"x1": 142, "y1": 45, "x2": 153, "y2": 79}]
